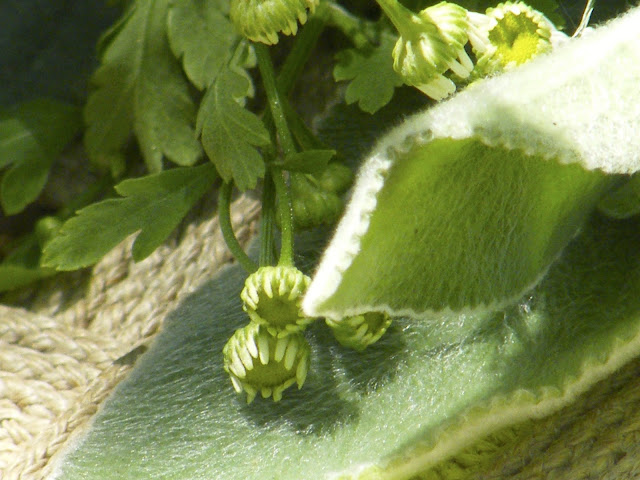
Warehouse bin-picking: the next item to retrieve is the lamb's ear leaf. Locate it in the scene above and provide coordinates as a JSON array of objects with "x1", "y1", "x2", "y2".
[
  {"x1": 51, "y1": 214, "x2": 640, "y2": 480},
  {"x1": 304, "y1": 7, "x2": 640, "y2": 320},
  {"x1": 303, "y1": 138, "x2": 612, "y2": 319}
]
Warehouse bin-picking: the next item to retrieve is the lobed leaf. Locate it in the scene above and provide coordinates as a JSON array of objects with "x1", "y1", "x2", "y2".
[
  {"x1": 196, "y1": 67, "x2": 269, "y2": 191},
  {"x1": 333, "y1": 32, "x2": 404, "y2": 114},
  {"x1": 0, "y1": 99, "x2": 81, "y2": 214},
  {"x1": 167, "y1": 0, "x2": 237, "y2": 90},
  {"x1": 42, "y1": 163, "x2": 217, "y2": 270},
  {"x1": 84, "y1": 0, "x2": 202, "y2": 173}
]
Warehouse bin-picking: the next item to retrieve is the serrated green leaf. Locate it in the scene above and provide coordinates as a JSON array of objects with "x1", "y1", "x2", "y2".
[
  {"x1": 196, "y1": 68, "x2": 268, "y2": 190},
  {"x1": 334, "y1": 32, "x2": 404, "y2": 114},
  {"x1": 0, "y1": 99, "x2": 81, "y2": 214},
  {"x1": 42, "y1": 163, "x2": 217, "y2": 270},
  {"x1": 84, "y1": 0, "x2": 202, "y2": 173},
  {"x1": 278, "y1": 149, "x2": 336, "y2": 173},
  {"x1": 167, "y1": 0, "x2": 237, "y2": 90}
]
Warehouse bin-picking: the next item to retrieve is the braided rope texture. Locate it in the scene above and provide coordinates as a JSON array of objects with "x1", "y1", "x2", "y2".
[{"x1": 0, "y1": 195, "x2": 260, "y2": 480}]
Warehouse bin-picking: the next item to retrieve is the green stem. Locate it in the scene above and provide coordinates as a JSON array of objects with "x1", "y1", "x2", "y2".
[
  {"x1": 277, "y1": 7, "x2": 328, "y2": 94},
  {"x1": 374, "y1": 0, "x2": 414, "y2": 39},
  {"x1": 218, "y1": 182, "x2": 258, "y2": 273},
  {"x1": 259, "y1": 171, "x2": 277, "y2": 266},
  {"x1": 324, "y1": 1, "x2": 377, "y2": 48},
  {"x1": 272, "y1": 171, "x2": 294, "y2": 267},
  {"x1": 255, "y1": 43, "x2": 297, "y2": 157}
]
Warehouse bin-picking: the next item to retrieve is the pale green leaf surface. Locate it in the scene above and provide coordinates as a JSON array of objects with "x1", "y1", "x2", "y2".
[
  {"x1": 42, "y1": 164, "x2": 217, "y2": 270},
  {"x1": 167, "y1": 0, "x2": 236, "y2": 89},
  {"x1": 307, "y1": 138, "x2": 612, "y2": 318},
  {"x1": 196, "y1": 68, "x2": 268, "y2": 190},
  {"x1": 0, "y1": 99, "x2": 81, "y2": 214},
  {"x1": 305, "y1": 7, "x2": 640, "y2": 319},
  {"x1": 52, "y1": 214, "x2": 640, "y2": 480},
  {"x1": 334, "y1": 32, "x2": 404, "y2": 114},
  {"x1": 84, "y1": 0, "x2": 202, "y2": 173}
]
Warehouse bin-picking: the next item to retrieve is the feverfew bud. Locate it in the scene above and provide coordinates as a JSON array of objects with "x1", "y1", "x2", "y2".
[
  {"x1": 223, "y1": 323, "x2": 310, "y2": 403},
  {"x1": 230, "y1": 0, "x2": 319, "y2": 45},
  {"x1": 378, "y1": 0, "x2": 473, "y2": 100},
  {"x1": 241, "y1": 266, "x2": 313, "y2": 336},
  {"x1": 326, "y1": 312, "x2": 392, "y2": 352}
]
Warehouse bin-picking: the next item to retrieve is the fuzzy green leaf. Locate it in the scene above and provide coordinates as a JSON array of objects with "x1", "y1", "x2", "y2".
[
  {"x1": 42, "y1": 164, "x2": 217, "y2": 270},
  {"x1": 196, "y1": 67, "x2": 268, "y2": 190},
  {"x1": 597, "y1": 174, "x2": 640, "y2": 219},
  {"x1": 53, "y1": 213, "x2": 640, "y2": 480},
  {"x1": 306, "y1": 8, "x2": 640, "y2": 319},
  {"x1": 0, "y1": 99, "x2": 81, "y2": 214},
  {"x1": 84, "y1": 0, "x2": 202, "y2": 173},
  {"x1": 334, "y1": 32, "x2": 404, "y2": 114},
  {"x1": 167, "y1": 0, "x2": 237, "y2": 89}
]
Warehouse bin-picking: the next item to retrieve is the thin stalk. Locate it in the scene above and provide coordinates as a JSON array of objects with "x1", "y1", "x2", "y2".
[
  {"x1": 324, "y1": 0, "x2": 377, "y2": 48},
  {"x1": 218, "y1": 182, "x2": 258, "y2": 273},
  {"x1": 259, "y1": 171, "x2": 277, "y2": 266},
  {"x1": 255, "y1": 43, "x2": 297, "y2": 157},
  {"x1": 277, "y1": 7, "x2": 328, "y2": 94},
  {"x1": 272, "y1": 170, "x2": 294, "y2": 267},
  {"x1": 374, "y1": 0, "x2": 414, "y2": 38}
]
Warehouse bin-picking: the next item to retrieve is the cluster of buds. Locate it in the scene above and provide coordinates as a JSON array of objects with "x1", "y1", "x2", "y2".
[
  {"x1": 289, "y1": 162, "x2": 353, "y2": 230},
  {"x1": 376, "y1": 0, "x2": 563, "y2": 99},
  {"x1": 223, "y1": 266, "x2": 313, "y2": 403}
]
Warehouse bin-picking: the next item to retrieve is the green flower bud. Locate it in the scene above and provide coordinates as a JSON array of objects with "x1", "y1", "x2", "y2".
[
  {"x1": 223, "y1": 323, "x2": 311, "y2": 403},
  {"x1": 471, "y1": 2, "x2": 560, "y2": 77},
  {"x1": 241, "y1": 265, "x2": 313, "y2": 336},
  {"x1": 317, "y1": 162, "x2": 353, "y2": 194},
  {"x1": 230, "y1": 0, "x2": 319, "y2": 45},
  {"x1": 34, "y1": 216, "x2": 62, "y2": 249},
  {"x1": 289, "y1": 172, "x2": 345, "y2": 230},
  {"x1": 326, "y1": 312, "x2": 392, "y2": 352},
  {"x1": 378, "y1": 0, "x2": 474, "y2": 99}
]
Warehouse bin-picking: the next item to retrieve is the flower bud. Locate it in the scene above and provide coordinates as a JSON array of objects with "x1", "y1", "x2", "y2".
[
  {"x1": 379, "y1": 0, "x2": 474, "y2": 99},
  {"x1": 223, "y1": 323, "x2": 311, "y2": 403},
  {"x1": 471, "y1": 2, "x2": 561, "y2": 77},
  {"x1": 326, "y1": 312, "x2": 392, "y2": 352},
  {"x1": 241, "y1": 265, "x2": 313, "y2": 336},
  {"x1": 289, "y1": 172, "x2": 345, "y2": 230},
  {"x1": 230, "y1": 0, "x2": 319, "y2": 45}
]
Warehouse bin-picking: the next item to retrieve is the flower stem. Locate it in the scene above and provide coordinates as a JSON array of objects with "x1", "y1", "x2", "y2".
[
  {"x1": 218, "y1": 181, "x2": 258, "y2": 273},
  {"x1": 324, "y1": 1, "x2": 377, "y2": 48},
  {"x1": 255, "y1": 43, "x2": 296, "y2": 157},
  {"x1": 374, "y1": 0, "x2": 414, "y2": 38},
  {"x1": 277, "y1": 7, "x2": 327, "y2": 93},
  {"x1": 272, "y1": 170, "x2": 294, "y2": 267},
  {"x1": 260, "y1": 171, "x2": 277, "y2": 266}
]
